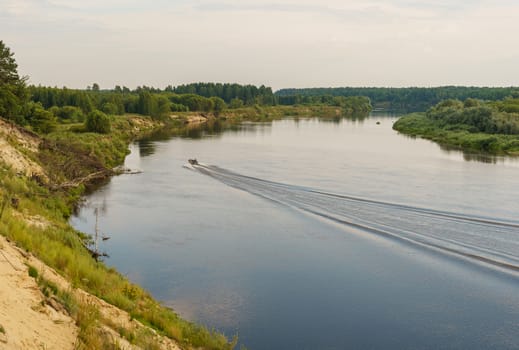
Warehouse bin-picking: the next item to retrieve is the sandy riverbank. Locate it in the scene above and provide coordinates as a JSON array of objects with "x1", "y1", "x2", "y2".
[{"x1": 0, "y1": 116, "x2": 188, "y2": 349}]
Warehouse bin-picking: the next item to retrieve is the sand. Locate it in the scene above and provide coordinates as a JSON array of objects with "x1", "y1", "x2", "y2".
[{"x1": 0, "y1": 235, "x2": 77, "y2": 350}]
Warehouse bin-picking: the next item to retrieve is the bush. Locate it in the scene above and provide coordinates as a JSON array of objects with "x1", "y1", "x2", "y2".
[
  {"x1": 210, "y1": 96, "x2": 226, "y2": 116},
  {"x1": 54, "y1": 105, "x2": 85, "y2": 122},
  {"x1": 230, "y1": 98, "x2": 244, "y2": 109},
  {"x1": 28, "y1": 265, "x2": 38, "y2": 278},
  {"x1": 25, "y1": 102, "x2": 58, "y2": 133},
  {"x1": 85, "y1": 110, "x2": 111, "y2": 134},
  {"x1": 170, "y1": 103, "x2": 188, "y2": 112}
]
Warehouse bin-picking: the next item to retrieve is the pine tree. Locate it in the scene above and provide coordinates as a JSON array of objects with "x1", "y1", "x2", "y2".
[{"x1": 0, "y1": 41, "x2": 27, "y2": 123}]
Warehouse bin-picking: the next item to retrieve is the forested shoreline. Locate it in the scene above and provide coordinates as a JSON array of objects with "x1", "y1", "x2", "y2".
[
  {"x1": 276, "y1": 86, "x2": 519, "y2": 112},
  {"x1": 393, "y1": 98, "x2": 519, "y2": 155},
  {"x1": 3, "y1": 80, "x2": 371, "y2": 134}
]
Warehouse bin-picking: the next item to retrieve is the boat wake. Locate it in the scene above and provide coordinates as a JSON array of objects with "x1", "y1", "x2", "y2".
[{"x1": 188, "y1": 163, "x2": 519, "y2": 273}]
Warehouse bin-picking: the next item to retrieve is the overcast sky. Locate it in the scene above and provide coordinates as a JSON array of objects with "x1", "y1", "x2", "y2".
[{"x1": 2, "y1": 0, "x2": 518, "y2": 90}]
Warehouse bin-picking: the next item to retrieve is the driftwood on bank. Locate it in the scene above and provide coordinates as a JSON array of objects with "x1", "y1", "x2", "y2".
[{"x1": 49, "y1": 169, "x2": 113, "y2": 191}]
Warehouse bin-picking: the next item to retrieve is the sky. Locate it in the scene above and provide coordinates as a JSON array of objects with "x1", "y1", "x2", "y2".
[{"x1": 1, "y1": 0, "x2": 518, "y2": 90}]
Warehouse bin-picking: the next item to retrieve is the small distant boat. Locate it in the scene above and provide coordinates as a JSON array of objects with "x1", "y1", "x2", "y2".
[{"x1": 188, "y1": 158, "x2": 199, "y2": 165}]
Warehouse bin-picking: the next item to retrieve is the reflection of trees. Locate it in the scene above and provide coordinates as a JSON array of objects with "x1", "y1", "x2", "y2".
[
  {"x1": 462, "y1": 153, "x2": 499, "y2": 163},
  {"x1": 138, "y1": 140, "x2": 156, "y2": 157},
  {"x1": 401, "y1": 131, "x2": 514, "y2": 164},
  {"x1": 438, "y1": 144, "x2": 500, "y2": 164},
  {"x1": 317, "y1": 111, "x2": 370, "y2": 124},
  {"x1": 136, "y1": 119, "x2": 277, "y2": 157},
  {"x1": 343, "y1": 111, "x2": 370, "y2": 121}
]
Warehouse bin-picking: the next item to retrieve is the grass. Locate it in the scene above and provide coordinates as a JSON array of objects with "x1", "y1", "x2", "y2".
[
  {"x1": 0, "y1": 324, "x2": 5, "y2": 334},
  {"x1": 393, "y1": 113, "x2": 519, "y2": 155},
  {"x1": 0, "y1": 114, "x2": 236, "y2": 349},
  {"x1": 30, "y1": 269, "x2": 124, "y2": 350}
]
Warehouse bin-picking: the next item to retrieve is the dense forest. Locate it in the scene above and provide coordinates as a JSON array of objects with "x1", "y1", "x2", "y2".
[
  {"x1": 168, "y1": 82, "x2": 276, "y2": 105},
  {"x1": 276, "y1": 87, "x2": 519, "y2": 112}
]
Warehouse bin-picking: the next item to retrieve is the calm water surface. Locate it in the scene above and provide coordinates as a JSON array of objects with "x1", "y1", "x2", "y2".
[{"x1": 72, "y1": 115, "x2": 519, "y2": 349}]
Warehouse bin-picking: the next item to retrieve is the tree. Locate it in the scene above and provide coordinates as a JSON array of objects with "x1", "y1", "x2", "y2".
[
  {"x1": 0, "y1": 41, "x2": 27, "y2": 123},
  {"x1": 230, "y1": 98, "x2": 244, "y2": 109},
  {"x1": 85, "y1": 110, "x2": 111, "y2": 133},
  {"x1": 210, "y1": 96, "x2": 226, "y2": 116},
  {"x1": 53, "y1": 105, "x2": 84, "y2": 122},
  {"x1": 25, "y1": 102, "x2": 57, "y2": 133},
  {"x1": 101, "y1": 102, "x2": 119, "y2": 115}
]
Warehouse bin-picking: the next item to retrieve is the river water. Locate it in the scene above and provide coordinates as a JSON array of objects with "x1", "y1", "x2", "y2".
[{"x1": 71, "y1": 115, "x2": 519, "y2": 349}]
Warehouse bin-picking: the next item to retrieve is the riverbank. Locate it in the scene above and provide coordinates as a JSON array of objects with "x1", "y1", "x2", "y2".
[
  {"x1": 173, "y1": 104, "x2": 370, "y2": 124},
  {"x1": 0, "y1": 234, "x2": 183, "y2": 349},
  {"x1": 0, "y1": 104, "x2": 369, "y2": 349},
  {"x1": 0, "y1": 115, "x2": 235, "y2": 349},
  {"x1": 393, "y1": 99, "x2": 519, "y2": 156},
  {"x1": 394, "y1": 113, "x2": 519, "y2": 155}
]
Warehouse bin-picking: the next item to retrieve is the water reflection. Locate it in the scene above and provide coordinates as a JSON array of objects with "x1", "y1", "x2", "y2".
[
  {"x1": 316, "y1": 111, "x2": 370, "y2": 124},
  {"x1": 462, "y1": 153, "x2": 499, "y2": 163},
  {"x1": 72, "y1": 115, "x2": 519, "y2": 349},
  {"x1": 137, "y1": 140, "x2": 156, "y2": 157},
  {"x1": 395, "y1": 133, "x2": 519, "y2": 165},
  {"x1": 142, "y1": 113, "x2": 373, "y2": 143},
  {"x1": 438, "y1": 144, "x2": 519, "y2": 165},
  {"x1": 138, "y1": 115, "x2": 519, "y2": 166}
]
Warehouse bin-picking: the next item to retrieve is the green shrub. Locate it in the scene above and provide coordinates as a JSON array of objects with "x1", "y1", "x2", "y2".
[
  {"x1": 85, "y1": 110, "x2": 111, "y2": 134},
  {"x1": 25, "y1": 102, "x2": 58, "y2": 133},
  {"x1": 394, "y1": 112, "x2": 519, "y2": 155},
  {"x1": 55, "y1": 106, "x2": 85, "y2": 122},
  {"x1": 28, "y1": 265, "x2": 38, "y2": 278}
]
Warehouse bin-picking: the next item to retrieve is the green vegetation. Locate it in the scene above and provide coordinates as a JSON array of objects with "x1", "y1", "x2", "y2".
[
  {"x1": 0, "y1": 40, "x2": 27, "y2": 124},
  {"x1": 27, "y1": 264, "x2": 39, "y2": 278},
  {"x1": 393, "y1": 98, "x2": 519, "y2": 155},
  {"x1": 220, "y1": 102, "x2": 371, "y2": 122},
  {"x1": 27, "y1": 266, "x2": 181, "y2": 350},
  {"x1": 169, "y1": 82, "x2": 276, "y2": 105},
  {"x1": 277, "y1": 86, "x2": 519, "y2": 112},
  {"x1": 23, "y1": 83, "x2": 371, "y2": 133},
  {"x1": 30, "y1": 268, "x2": 129, "y2": 349},
  {"x1": 85, "y1": 110, "x2": 111, "y2": 134}
]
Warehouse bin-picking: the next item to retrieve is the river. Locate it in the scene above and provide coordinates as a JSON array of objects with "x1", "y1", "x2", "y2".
[{"x1": 71, "y1": 114, "x2": 519, "y2": 349}]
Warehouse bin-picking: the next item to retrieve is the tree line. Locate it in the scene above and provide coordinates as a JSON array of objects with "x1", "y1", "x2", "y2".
[
  {"x1": 276, "y1": 87, "x2": 519, "y2": 112},
  {"x1": 0, "y1": 40, "x2": 372, "y2": 134},
  {"x1": 167, "y1": 82, "x2": 276, "y2": 105}
]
